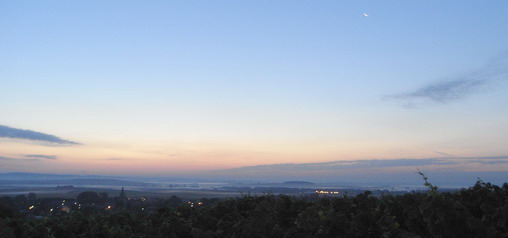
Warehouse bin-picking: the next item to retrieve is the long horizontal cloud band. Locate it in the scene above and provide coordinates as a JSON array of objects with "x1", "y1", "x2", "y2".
[
  {"x1": 221, "y1": 156, "x2": 508, "y2": 172},
  {"x1": 25, "y1": 154, "x2": 58, "y2": 160},
  {"x1": 0, "y1": 125, "x2": 79, "y2": 145}
]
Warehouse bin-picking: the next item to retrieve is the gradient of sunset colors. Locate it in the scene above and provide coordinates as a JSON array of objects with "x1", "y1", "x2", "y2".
[{"x1": 1, "y1": 1, "x2": 508, "y2": 176}]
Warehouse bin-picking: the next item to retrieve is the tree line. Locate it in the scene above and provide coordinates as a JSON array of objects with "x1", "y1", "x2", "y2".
[{"x1": 0, "y1": 180, "x2": 507, "y2": 237}]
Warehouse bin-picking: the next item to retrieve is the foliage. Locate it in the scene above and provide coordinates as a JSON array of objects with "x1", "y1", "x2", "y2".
[
  {"x1": 1, "y1": 181, "x2": 508, "y2": 237},
  {"x1": 418, "y1": 171, "x2": 438, "y2": 197}
]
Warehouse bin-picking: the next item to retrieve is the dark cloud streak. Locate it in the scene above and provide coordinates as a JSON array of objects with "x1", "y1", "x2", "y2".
[
  {"x1": 221, "y1": 156, "x2": 508, "y2": 173},
  {"x1": 226, "y1": 158, "x2": 457, "y2": 172},
  {"x1": 25, "y1": 154, "x2": 57, "y2": 160},
  {"x1": 0, "y1": 125, "x2": 79, "y2": 145},
  {"x1": 0, "y1": 156, "x2": 39, "y2": 162},
  {"x1": 388, "y1": 54, "x2": 508, "y2": 106},
  {"x1": 396, "y1": 78, "x2": 487, "y2": 103}
]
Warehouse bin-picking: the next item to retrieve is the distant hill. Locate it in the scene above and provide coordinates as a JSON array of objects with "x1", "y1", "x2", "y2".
[
  {"x1": 0, "y1": 178, "x2": 149, "y2": 187},
  {"x1": 205, "y1": 157, "x2": 508, "y2": 187},
  {"x1": 0, "y1": 172, "x2": 103, "y2": 180},
  {"x1": 0, "y1": 172, "x2": 204, "y2": 183},
  {"x1": 0, "y1": 173, "x2": 150, "y2": 187}
]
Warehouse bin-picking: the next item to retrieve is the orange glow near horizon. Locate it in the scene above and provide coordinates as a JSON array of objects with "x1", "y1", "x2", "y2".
[{"x1": 2, "y1": 136, "x2": 504, "y2": 176}]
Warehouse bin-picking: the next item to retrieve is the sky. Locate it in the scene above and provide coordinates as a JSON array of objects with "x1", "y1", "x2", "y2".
[{"x1": 1, "y1": 1, "x2": 508, "y2": 179}]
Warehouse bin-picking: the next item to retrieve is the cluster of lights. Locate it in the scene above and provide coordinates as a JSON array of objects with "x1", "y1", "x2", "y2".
[
  {"x1": 315, "y1": 190, "x2": 340, "y2": 194},
  {"x1": 28, "y1": 205, "x2": 35, "y2": 210},
  {"x1": 188, "y1": 201, "x2": 204, "y2": 208}
]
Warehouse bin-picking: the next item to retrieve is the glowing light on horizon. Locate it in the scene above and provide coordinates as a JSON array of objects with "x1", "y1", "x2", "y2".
[{"x1": 315, "y1": 190, "x2": 340, "y2": 194}]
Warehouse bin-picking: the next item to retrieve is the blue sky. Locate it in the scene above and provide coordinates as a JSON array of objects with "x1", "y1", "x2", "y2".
[{"x1": 1, "y1": 1, "x2": 508, "y2": 178}]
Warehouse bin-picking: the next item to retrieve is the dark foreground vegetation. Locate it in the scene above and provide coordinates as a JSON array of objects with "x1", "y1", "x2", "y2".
[{"x1": 1, "y1": 180, "x2": 507, "y2": 238}]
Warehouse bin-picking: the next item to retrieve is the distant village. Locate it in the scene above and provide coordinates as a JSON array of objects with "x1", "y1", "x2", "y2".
[{"x1": 0, "y1": 187, "x2": 213, "y2": 218}]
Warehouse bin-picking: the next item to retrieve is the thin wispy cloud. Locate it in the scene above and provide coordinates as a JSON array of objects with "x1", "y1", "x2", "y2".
[
  {"x1": 229, "y1": 158, "x2": 457, "y2": 172},
  {"x1": 218, "y1": 156, "x2": 508, "y2": 175},
  {"x1": 476, "y1": 160, "x2": 508, "y2": 165},
  {"x1": 434, "y1": 151, "x2": 453, "y2": 157},
  {"x1": 0, "y1": 156, "x2": 39, "y2": 162},
  {"x1": 388, "y1": 54, "x2": 508, "y2": 106},
  {"x1": 104, "y1": 158, "x2": 128, "y2": 161},
  {"x1": 198, "y1": 156, "x2": 508, "y2": 185},
  {"x1": 399, "y1": 79, "x2": 487, "y2": 103},
  {"x1": 0, "y1": 125, "x2": 79, "y2": 145},
  {"x1": 25, "y1": 154, "x2": 58, "y2": 160},
  {"x1": 453, "y1": 156, "x2": 508, "y2": 164}
]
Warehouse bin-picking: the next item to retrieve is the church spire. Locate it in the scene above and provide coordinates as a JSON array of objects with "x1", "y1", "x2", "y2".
[{"x1": 119, "y1": 186, "x2": 126, "y2": 199}]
